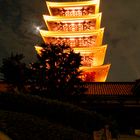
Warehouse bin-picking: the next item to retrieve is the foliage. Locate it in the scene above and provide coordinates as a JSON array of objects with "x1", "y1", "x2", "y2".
[
  {"x1": 0, "y1": 54, "x2": 29, "y2": 93},
  {"x1": 0, "y1": 92, "x2": 105, "y2": 133},
  {"x1": 0, "y1": 110, "x2": 91, "y2": 140},
  {"x1": 29, "y1": 43, "x2": 84, "y2": 96}
]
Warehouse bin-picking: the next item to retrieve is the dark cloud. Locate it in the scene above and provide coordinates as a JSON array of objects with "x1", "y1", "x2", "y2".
[{"x1": 0, "y1": 0, "x2": 140, "y2": 81}]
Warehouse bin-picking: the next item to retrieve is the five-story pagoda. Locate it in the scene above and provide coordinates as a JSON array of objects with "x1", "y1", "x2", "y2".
[{"x1": 35, "y1": 0, "x2": 110, "y2": 82}]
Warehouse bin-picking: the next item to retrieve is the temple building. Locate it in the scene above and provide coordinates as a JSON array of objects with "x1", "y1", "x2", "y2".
[{"x1": 36, "y1": 0, "x2": 111, "y2": 82}]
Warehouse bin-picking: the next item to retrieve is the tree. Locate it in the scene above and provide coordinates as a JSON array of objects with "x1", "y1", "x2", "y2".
[
  {"x1": 29, "y1": 43, "x2": 84, "y2": 97},
  {"x1": 0, "y1": 53, "x2": 29, "y2": 93},
  {"x1": 131, "y1": 79, "x2": 140, "y2": 96}
]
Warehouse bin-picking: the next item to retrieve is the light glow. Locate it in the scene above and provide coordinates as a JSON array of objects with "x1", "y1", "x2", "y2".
[
  {"x1": 36, "y1": 26, "x2": 40, "y2": 31},
  {"x1": 33, "y1": 24, "x2": 43, "y2": 34}
]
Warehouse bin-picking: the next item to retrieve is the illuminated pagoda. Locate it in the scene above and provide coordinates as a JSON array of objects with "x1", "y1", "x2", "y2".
[{"x1": 35, "y1": 0, "x2": 111, "y2": 82}]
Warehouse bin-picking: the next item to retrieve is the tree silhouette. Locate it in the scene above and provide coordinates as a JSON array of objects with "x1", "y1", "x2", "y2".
[
  {"x1": 0, "y1": 54, "x2": 29, "y2": 93},
  {"x1": 29, "y1": 43, "x2": 84, "y2": 96},
  {"x1": 131, "y1": 79, "x2": 140, "y2": 96}
]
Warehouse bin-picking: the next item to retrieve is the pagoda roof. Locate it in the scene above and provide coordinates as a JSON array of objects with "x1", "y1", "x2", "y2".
[
  {"x1": 46, "y1": 0, "x2": 100, "y2": 15},
  {"x1": 35, "y1": 45, "x2": 107, "y2": 54},
  {"x1": 80, "y1": 64, "x2": 111, "y2": 82},
  {"x1": 80, "y1": 64, "x2": 111, "y2": 71},
  {"x1": 39, "y1": 28, "x2": 104, "y2": 38},
  {"x1": 43, "y1": 13, "x2": 102, "y2": 30},
  {"x1": 35, "y1": 45, "x2": 107, "y2": 67},
  {"x1": 43, "y1": 13, "x2": 102, "y2": 22},
  {"x1": 46, "y1": 0, "x2": 100, "y2": 8},
  {"x1": 73, "y1": 45, "x2": 107, "y2": 53}
]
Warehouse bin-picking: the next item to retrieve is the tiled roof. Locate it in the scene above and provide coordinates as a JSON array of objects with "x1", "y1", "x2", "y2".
[
  {"x1": 0, "y1": 81, "x2": 135, "y2": 96},
  {"x1": 83, "y1": 82, "x2": 135, "y2": 95},
  {"x1": 0, "y1": 82, "x2": 8, "y2": 92}
]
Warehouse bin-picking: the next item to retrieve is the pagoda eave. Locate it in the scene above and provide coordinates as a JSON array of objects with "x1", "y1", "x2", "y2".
[
  {"x1": 73, "y1": 45, "x2": 107, "y2": 52},
  {"x1": 46, "y1": 0, "x2": 100, "y2": 16},
  {"x1": 39, "y1": 28, "x2": 104, "y2": 37},
  {"x1": 35, "y1": 45, "x2": 107, "y2": 67},
  {"x1": 80, "y1": 64, "x2": 111, "y2": 71},
  {"x1": 80, "y1": 64, "x2": 111, "y2": 82},
  {"x1": 74, "y1": 45, "x2": 107, "y2": 66},
  {"x1": 39, "y1": 29, "x2": 104, "y2": 48},
  {"x1": 43, "y1": 13, "x2": 102, "y2": 21},
  {"x1": 43, "y1": 13, "x2": 102, "y2": 31},
  {"x1": 46, "y1": 0, "x2": 100, "y2": 8}
]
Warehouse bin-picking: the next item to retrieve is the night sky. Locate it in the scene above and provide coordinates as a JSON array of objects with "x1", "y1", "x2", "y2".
[{"x1": 0, "y1": 0, "x2": 140, "y2": 81}]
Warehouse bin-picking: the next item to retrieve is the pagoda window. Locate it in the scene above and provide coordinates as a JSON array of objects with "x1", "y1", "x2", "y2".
[
  {"x1": 82, "y1": 55, "x2": 94, "y2": 67},
  {"x1": 69, "y1": 38, "x2": 76, "y2": 47},
  {"x1": 63, "y1": 23, "x2": 69, "y2": 31},
  {"x1": 50, "y1": 6, "x2": 96, "y2": 16},
  {"x1": 81, "y1": 71, "x2": 96, "y2": 82}
]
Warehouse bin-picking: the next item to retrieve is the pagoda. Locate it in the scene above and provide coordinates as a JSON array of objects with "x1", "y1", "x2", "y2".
[{"x1": 35, "y1": 0, "x2": 110, "y2": 82}]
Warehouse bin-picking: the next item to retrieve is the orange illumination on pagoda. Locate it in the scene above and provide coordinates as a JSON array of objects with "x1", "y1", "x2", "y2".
[
  {"x1": 46, "y1": 0, "x2": 100, "y2": 16},
  {"x1": 39, "y1": 29, "x2": 104, "y2": 48},
  {"x1": 36, "y1": 0, "x2": 111, "y2": 82},
  {"x1": 43, "y1": 13, "x2": 102, "y2": 31}
]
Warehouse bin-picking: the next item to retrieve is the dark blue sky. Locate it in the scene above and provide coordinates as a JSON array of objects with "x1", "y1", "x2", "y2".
[{"x1": 0, "y1": 0, "x2": 140, "y2": 81}]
